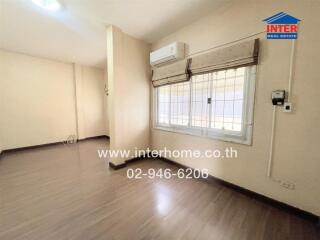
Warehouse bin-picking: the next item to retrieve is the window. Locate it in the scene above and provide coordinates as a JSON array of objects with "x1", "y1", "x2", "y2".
[
  {"x1": 157, "y1": 81, "x2": 190, "y2": 126},
  {"x1": 154, "y1": 66, "x2": 256, "y2": 144}
]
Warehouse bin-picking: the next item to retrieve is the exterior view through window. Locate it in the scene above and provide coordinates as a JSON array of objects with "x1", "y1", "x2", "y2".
[{"x1": 155, "y1": 66, "x2": 256, "y2": 144}]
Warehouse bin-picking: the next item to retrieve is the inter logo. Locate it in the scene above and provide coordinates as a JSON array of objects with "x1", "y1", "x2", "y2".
[{"x1": 263, "y1": 12, "x2": 301, "y2": 39}]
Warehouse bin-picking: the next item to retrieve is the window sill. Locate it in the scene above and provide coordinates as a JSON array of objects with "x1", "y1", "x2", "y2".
[{"x1": 153, "y1": 125, "x2": 253, "y2": 146}]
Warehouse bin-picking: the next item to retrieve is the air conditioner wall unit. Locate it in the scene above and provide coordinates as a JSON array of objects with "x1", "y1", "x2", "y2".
[{"x1": 150, "y1": 42, "x2": 185, "y2": 66}]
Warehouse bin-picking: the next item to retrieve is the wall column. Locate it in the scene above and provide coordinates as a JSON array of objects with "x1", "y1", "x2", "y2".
[{"x1": 106, "y1": 25, "x2": 151, "y2": 166}]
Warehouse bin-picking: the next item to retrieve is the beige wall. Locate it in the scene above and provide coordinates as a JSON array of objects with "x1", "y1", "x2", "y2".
[
  {"x1": 104, "y1": 68, "x2": 110, "y2": 136},
  {"x1": 107, "y1": 26, "x2": 151, "y2": 165},
  {"x1": 0, "y1": 50, "x2": 107, "y2": 150},
  {"x1": 82, "y1": 66, "x2": 106, "y2": 138},
  {"x1": 151, "y1": 0, "x2": 320, "y2": 215},
  {"x1": 74, "y1": 64, "x2": 106, "y2": 139}
]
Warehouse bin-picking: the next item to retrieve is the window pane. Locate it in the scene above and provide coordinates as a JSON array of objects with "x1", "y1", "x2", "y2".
[
  {"x1": 212, "y1": 100, "x2": 224, "y2": 129},
  {"x1": 191, "y1": 73, "x2": 210, "y2": 128},
  {"x1": 210, "y1": 67, "x2": 245, "y2": 132},
  {"x1": 156, "y1": 66, "x2": 250, "y2": 139},
  {"x1": 157, "y1": 85, "x2": 170, "y2": 124},
  {"x1": 233, "y1": 100, "x2": 243, "y2": 124},
  {"x1": 170, "y1": 82, "x2": 190, "y2": 126}
]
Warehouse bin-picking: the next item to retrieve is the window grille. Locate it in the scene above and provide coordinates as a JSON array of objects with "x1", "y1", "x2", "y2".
[{"x1": 155, "y1": 66, "x2": 255, "y2": 144}]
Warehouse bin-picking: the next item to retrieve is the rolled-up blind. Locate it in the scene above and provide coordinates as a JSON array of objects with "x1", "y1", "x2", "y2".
[
  {"x1": 190, "y1": 39, "x2": 259, "y2": 75},
  {"x1": 152, "y1": 59, "x2": 191, "y2": 87}
]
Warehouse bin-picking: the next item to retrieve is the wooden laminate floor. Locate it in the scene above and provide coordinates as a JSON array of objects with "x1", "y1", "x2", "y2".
[{"x1": 0, "y1": 138, "x2": 319, "y2": 240}]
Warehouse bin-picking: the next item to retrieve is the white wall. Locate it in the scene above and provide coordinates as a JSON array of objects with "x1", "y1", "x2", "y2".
[
  {"x1": 107, "y1": 26, "x2": 150, "y2": 165},
  {"x1": 0, "y1": 49, "x2": 107, "y2": 150},
  {"x1": 151, "y1": 0, "x2": 320, "y2": 215}
]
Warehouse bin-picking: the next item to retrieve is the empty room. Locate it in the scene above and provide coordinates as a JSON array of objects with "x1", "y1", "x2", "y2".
[{"x1": 0, "y1": 0, "x2": 319, "y2": 239}]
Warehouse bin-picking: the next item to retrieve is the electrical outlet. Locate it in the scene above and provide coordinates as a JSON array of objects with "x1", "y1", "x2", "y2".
[
  {"x1": 270, "y1": 177, "x2": 296, "y2": 190},
  {"x1": 280, "y1": 181, "x2": 295, "y2": 190},
  {"x1": 283, "y1": 102, "x2": 293, "y2": 113}
]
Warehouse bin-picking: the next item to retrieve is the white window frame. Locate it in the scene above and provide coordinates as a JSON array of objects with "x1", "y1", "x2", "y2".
[{"x1": 153, "y1": 66, "x2": 256, "y2": 145}]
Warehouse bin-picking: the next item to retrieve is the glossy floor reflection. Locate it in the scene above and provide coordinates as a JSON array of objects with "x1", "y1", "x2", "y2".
[{"x1": 0, "y1": 138, "x2": 319, "y2": 240}]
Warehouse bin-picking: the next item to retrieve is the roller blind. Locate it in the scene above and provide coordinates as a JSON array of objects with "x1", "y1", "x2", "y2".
[
  {"x1": 190, "y1": 39, "x2": 259, "y2": 75},
  {"x1": 152, "y1": 59, "x2": 191, "y2": 87}
]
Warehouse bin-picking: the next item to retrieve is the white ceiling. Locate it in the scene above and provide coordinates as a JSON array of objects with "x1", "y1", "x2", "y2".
[{"x1": 0, "y1": 0, "x2": 231, "y2": 68}]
